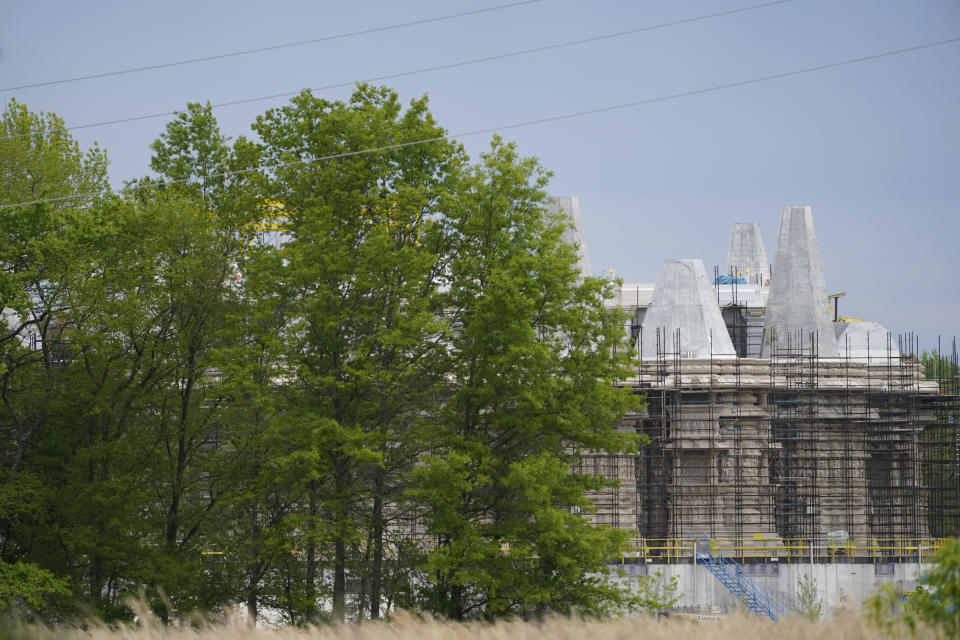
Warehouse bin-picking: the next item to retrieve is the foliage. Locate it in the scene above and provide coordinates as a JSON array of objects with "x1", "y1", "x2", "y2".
[
  {"x1": 792, "y1": 573, "x2": 821, "y2": 622},
  {"x1": 863, "y1": 581, "x2": 918, "y2": 636},
  {"x1": 0, "y1": 94, "x2": 639, "y2": 626},
  {"x1": 0, "y1": 562, "x2": 71, "y2": 616},
  {"x1": 245, "y1": 84, "x2": 464, "y2": 622},
  {"x1": 920, "y1": 349, "x2": 958, "y2": 381},
  {"x1": 633, "y1": 570, "x2": 680, "y2": 618},
  {"x1": 864, "y1": 538, "x2": 960, "y2": 637},
  {"x1": 149, "y1": 101, "x2": 229, "y2": 205},
  {"x1": 0, "y1": 98, "x2": 110, "y2": 475},
  {"x1": 411, "y1": 137, "x2": 640, "y2": 620},
  {"x1": 911, "y1": 537, "x2": 960, "y2": 637}
]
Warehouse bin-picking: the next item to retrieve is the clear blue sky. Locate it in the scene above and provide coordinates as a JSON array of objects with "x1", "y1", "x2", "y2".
[{"x1": 2, "y1": 0, "x2": 958, "y2": 348}]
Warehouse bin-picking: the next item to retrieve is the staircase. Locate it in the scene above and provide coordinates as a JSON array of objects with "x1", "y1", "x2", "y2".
[{"x1": 695, "y1": 536, "x2": 788, "y2": 621}]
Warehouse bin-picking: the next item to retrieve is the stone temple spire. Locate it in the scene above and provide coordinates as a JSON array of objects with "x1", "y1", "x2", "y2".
[
  {"x1": 639, "y1": 259, "x2": 736, "y2": 359},
  {"x1": 762, "y1": 206, "x2": 839, "y2": 358},
  {"x1": 726, "y1": 222, "x2": 769, "y2": 285},
  {"x1": 549, "y1": 196, "x2": 592, "y2": 277}
]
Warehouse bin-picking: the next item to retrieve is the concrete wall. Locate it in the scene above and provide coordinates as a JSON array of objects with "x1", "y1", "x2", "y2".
[{"x1": 613, "y1": 561, "x2": 929, "y2": 617}]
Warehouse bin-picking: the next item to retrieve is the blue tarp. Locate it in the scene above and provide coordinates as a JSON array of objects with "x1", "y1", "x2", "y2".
[{"x1": 714, "y1": 274, "x2": 747, "y2": 285}]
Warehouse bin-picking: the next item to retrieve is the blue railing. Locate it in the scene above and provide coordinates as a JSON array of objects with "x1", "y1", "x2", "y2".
[{"x1": 696, "y1": 536, "x2": 788, "y2": 621}]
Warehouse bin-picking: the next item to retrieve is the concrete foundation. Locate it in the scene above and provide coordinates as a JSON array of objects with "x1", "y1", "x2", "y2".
[{"x1": 612, "y1": 561, "x2": 930, "y2": 617}]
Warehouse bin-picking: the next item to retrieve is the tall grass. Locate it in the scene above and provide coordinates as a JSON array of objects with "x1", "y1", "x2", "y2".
[{"x1": 2, "y1": 610, "x2": 950, "y2": 640}]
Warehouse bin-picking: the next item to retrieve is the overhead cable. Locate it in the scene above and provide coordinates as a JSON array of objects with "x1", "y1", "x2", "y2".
[
  {"x1": 0, "y1": 0, "x2": 794, "y2": 141},
  {"x1": 2, "y1": 35, "x2": 957, "y2": 210},
  {"x1": 0, "y1": 0, "x2": 544, "y2": 92}
]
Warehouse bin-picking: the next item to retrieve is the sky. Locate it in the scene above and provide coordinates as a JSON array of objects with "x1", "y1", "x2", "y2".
[{"x1": 2, "y1": 0, "x2": 958, "y2": 349}]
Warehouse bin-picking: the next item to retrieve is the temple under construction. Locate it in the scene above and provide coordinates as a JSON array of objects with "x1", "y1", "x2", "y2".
[{"x1": 555, "y1": 201, "x2": 960, "y2": 562}]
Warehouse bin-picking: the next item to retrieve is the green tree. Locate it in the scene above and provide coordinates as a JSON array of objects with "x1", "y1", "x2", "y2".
[
  {"x1": 0, "y1": 561, "x2": 71, "y2": 617},
  {"x1": 633, "y1": 569, "x2": 680, "y2": 619},
  {"x1": 3, "y1": 179, "x2": 250, "y2": 621},
  {"x1": 411, "y1": 137, "x2": 640, "y2": 620},
  {"x1": 136, "y1": 108, "x2": 262, "y2": 619},
  {"x1": 865, "y1": 539, "x2": 960, "y2": 637},
  {"x1": 0, "y1": 98, "x2": 109, "y2": 473},
  {"x1": 0, "y1": 91, "x2": 655, "y2": 627},
  {"x1": 920, "y1": 349, "x2": 957, "y2": 381},
  {"x1": 793, "y1": 573, "x2": 822, "y2": 622},
  {"x1": 148, "y1": 101, "x2": 229, "y2": 209},
  {"x1": 47, "y1": 191, "x2": 242, "y2": 618},
  {"x1": 0, "y1": 100, "x2": 109, "y2": 621},
  {"x1": 244, "y1": 84, "x2": 462, "y2": 623},
  {"x1": 864, "y1": 581, "x2": 920, "y2": 636},
  {"x1": 911, "y1": 537, "x2": 960, "y2": 637}
]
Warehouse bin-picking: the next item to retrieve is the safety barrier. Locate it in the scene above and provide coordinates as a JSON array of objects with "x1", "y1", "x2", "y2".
[
  {"x1": 214, "y1": 536, "x2": 947, "y2": 563},
  {"x1": 619, "y1": 537, "x2": 946, "y2": 564}
]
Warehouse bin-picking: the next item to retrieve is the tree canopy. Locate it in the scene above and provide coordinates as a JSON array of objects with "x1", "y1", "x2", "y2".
[{"x1": 0, "y1": 90, "x2": 640, "y2": 625}]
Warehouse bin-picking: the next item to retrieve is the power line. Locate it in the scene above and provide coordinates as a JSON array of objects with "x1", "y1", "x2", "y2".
[
  {"x1": 2, "y1": 35, "x2": 957, "y2": 210},
  {"x1": 1, "y1": 0, "x2": 544, "y2": 93},
  {"x1": 0, "y1": 0, "x2": 794, "y2": 142}
]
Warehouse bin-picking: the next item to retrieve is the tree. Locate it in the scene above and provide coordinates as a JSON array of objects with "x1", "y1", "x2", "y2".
[
  {"x1": 920, "y1": 349, "x2": 957, "y2": 381},
  {"x1": 864, "y1": 581, "x2": 916, "y2": 636},
  {"x1": 245, "y1": 84, "x2": 463, "y2": 623},
  {"x1": 0, "y1": 100, "x2": 109, "y2": 620},
  {"x1": 43, "y1": 190, "x2": 245, "y2": 619},
  {"x1": 148, "y1": 102, "x2": 229, "y2": 209},
  {"x1": 9, "y1": 181, "x2": 248, "y2": 621},
  {"x1": 136, "y1": 108, "x2": 261, "y2": 619},
  {"x1": 411, "y1": 137, "x2": 640, "y2": 620},
  {"x1": 139, "y1": 101, "x2": 291, "y2": 623},
  {"x1": 0, "y1": 98, "x2": 109, "y2": 474},
  {"x1": 911, "y1": 537, "x2": 960, "y2": 637},
  {"x1": 0, "y1": 90, "x2": 650, "y2": 626},
  {"x1": 0, "y1": 561, "x2": 71, "y2": 618},
  {"x1": 633, "y1": 570, "x2": 680, "y2": 619},
  {"x1": 793, "y1": 573, "x2": 821, "y2": 622},
  {"x1": 865, "y1": 538, "x2": 960, "y2": 636}
]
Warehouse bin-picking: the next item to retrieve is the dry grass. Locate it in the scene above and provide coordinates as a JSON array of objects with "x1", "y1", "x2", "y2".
[{"x1": 3, "y1": 610, "x2": 949, "y2": 640}]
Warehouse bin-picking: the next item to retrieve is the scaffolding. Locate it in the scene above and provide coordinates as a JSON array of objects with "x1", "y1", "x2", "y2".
[
  {"x1": 634, "y1": 327, "x2": 680, "y2": 540},
  {"x1": 921, "y1": 337, "x2": 960, "y2": 537},
  {"x1": 768, "y1": 330, "x2": 817, "y2": 541},
  {"x1": 598, "y1": 326, "x2": 958, "y2": 562}
]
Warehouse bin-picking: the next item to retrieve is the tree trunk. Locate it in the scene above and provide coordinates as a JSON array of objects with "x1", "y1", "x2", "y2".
[
  {"x1": 165, "y1": 484, "x2": 181, "y2": 545},
  {"x1": 304, "y1": 482, "x2": 318, "y2": 624},
  {"x1": 166, "y1": 377, "x2": 193, "y2": 545},
  {"x1": 87, "y1": 420, "x2": 103, "y2": 607},
  {"x1": 332, "y1": 453, "x2": 349, "y2": 622},
  {"x1": 247, "y1": 501, "x2": 262, "y2": 628},
  {"x1": 357, "y1": 535, "x2": 370, "y2": 622},
  {"x1": 333, "y1": 535, "x2": 346, "y2": 621},
  {"x1": 246, "y1": 587, "x2": 258, "y2": 628},
  {"x1": 452, "y1": 581, "x2": 464, "y2": 621},
  {"x1": 369, "y1": 469, "x2": 385, "y2": 620}
]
